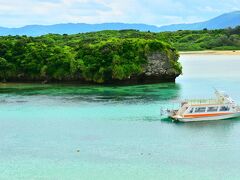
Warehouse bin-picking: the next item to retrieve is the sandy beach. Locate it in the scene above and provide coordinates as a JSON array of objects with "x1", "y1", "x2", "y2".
[{"x1": 180, "y1": 50, "x2": 240, "y2": 55}]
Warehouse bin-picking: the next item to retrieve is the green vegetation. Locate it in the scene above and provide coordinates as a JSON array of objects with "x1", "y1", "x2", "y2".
[
  {"x1": 159, "y1": 26, "x2": 240, "y2": 51},
  {"x1": 0, "y1": 34, "x2": 178, "y2": 83},
  {"x1": 1, "y1": 26, "x2": 239, "y2": 83}
]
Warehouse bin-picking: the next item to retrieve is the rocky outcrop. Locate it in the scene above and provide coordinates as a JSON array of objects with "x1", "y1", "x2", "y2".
[
  {"x1": 109, "y1": 50, "x2": 182, "y2": 85},
  {"x1": 0, "y1": 34, "x2": 182, "y2": 85},
  {"x1": 135, "y1": 50, "x2": 182, "y2": 83},
  {"x1": 145, "y1": 51, "x2": 180, "y2": 76}
]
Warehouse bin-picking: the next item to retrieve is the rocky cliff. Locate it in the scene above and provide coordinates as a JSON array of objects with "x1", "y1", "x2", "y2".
[{"x1": 142, "y1": 50, "x2": 181, "y2": 83}]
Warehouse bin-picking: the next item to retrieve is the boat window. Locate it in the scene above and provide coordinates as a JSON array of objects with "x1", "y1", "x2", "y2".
[
  {"x1": 219, "y1": 106, "x2": 230, "y2": 111},
  {"x1": 194, "y1": 107, "x2": 206, "y2": 113},
  {"x1": 188, "y1": 108, "x2": 194, "y2": 113},
  {"x1": 207, "y1": 106, "x2": 218, "y2": 112}
]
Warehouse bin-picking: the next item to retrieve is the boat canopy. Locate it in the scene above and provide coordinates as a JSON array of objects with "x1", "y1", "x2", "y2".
[{"x1": 183, "y1": 90, "x2": 235, "y2": 105}]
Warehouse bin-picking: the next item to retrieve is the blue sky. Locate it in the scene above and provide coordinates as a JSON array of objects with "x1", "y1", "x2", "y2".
[{"x1": 0, "y1": 0, "x2": 239, "y2": 27}]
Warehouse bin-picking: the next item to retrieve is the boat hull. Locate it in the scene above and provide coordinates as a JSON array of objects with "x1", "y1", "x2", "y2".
[{"x1": 171, "y1": 112, "x2": 240, "y2": 122}]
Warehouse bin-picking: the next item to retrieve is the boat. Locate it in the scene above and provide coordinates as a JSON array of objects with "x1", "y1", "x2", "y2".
[{"x1": 167, "y1": 90, "x2": 240, "y2": 122}]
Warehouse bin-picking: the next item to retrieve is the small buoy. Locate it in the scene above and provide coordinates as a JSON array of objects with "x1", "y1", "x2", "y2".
[{"x1": 77, "y1": 150, "x2": 80, "y2": 153}]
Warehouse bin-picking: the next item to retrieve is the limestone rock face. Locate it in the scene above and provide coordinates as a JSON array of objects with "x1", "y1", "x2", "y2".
[{"x1": 143, "y1": 50, "x2": 181, "y2": 81}]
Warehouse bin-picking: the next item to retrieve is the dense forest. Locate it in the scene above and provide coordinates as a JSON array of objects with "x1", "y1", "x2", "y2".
[
  {"x1": 0, "y1": 34, "x2": 180, "y2": 83},
  {"x1": 0, "y1": 26, "x2": 239, "y2": 83},
  {"x1": 62, "y1": 26, "x2": 239, "y2": 51},
  {"x1": 160, "y1": 26, "x2": 240, "y2": 51}
]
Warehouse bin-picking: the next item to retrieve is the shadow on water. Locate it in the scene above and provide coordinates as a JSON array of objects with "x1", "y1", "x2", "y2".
[
  {"x1": 0, "y1": 83, "x2": 182, "y2": 104},
  {"x1": 160, "y1": 117, "x2": 174, "y2": 123}
]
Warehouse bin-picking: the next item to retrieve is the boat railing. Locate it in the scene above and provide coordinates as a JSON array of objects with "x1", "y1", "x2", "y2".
[{"x1": 184, "y1": 99, "x2": 223, "y2": 105}]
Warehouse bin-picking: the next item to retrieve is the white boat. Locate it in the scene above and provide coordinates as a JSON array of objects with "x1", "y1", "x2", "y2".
[{"x1": 168, "y1": 90, "x2": 240, "y2": 122}]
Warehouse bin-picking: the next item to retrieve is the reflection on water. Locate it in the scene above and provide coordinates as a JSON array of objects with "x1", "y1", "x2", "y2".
[{"x1": 0, "y1": 83, "x2": 181, "y2": 104}]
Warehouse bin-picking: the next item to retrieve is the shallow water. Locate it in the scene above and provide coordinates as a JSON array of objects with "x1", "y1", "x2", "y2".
[{"x1": 1, "y1": 55, "x2": 240, "y2": 179}]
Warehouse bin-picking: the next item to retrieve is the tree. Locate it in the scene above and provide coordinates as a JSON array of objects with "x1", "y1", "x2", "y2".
[{"x1": 0, "y1": 57, "x2": 11, "y2": 81}]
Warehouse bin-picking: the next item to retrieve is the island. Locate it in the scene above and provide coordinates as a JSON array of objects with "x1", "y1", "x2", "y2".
[
  {"x1": 0, "y1": 32, "x2": 182, "y2": 84},
  {"x1": 1, "y1": 26, "x2": 239, "y2": 84}
]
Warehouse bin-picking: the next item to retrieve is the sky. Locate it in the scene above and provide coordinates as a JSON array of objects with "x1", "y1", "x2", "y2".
[{"x1": 0, "y1": 0, "x2": 240, "y2": 27}]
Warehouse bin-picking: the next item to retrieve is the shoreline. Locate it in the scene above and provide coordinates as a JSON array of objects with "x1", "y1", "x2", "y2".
[
  {"x1": 0, "y1": 77, "x2": 177, "y2": 86},
  {"x1": 180, "y1": 50, "x2": 240, "y2": 55}
]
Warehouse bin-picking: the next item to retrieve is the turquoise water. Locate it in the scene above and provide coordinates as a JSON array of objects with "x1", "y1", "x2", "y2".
[{"x1": 1, "y1": 55, "x2": 240, "y2": 179}]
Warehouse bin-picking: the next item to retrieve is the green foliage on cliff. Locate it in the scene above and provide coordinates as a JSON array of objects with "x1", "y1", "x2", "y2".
[{"x1": 0, "y1": 34, "x2": 179, "y2": 83}]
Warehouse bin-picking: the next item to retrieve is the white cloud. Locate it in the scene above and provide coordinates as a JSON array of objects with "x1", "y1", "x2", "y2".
[{"x1": 0, "y1": 0, "x2": 239, "y2": 27}]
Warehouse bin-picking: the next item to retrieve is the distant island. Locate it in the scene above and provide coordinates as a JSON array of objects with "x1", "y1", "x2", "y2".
[
  {"x1": 0, "y1": 11, "x2": 239, "y2": 36},
  {"x1": 160, "y1": 26, "x2": 240, "y2": 51}
]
